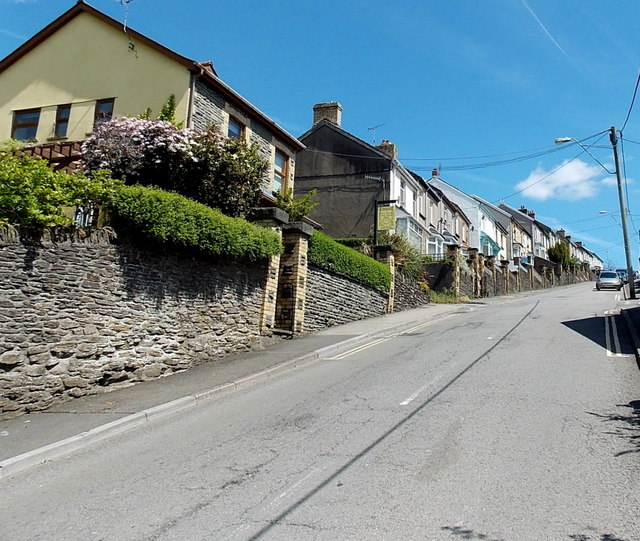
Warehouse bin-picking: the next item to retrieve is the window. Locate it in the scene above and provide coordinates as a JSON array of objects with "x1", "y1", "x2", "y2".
[
  {"x1": 273, "y1": 150, "x2": 287, "y2": 194},
  {"x1": 227, "y1": 117, "x2": 244, "y2": 140},
  {"x1": 12, "y1": 108, "x2": 40, "y2": 140},
  {"x1": 94, "y1": 98, "x2": 114, "y2": 128},
  {"x1": 54, "y1": 104, "x2": 71, "y2": 138},
  {"x1": 399, "y1": 181, "x2": 406, "y2": 206}
]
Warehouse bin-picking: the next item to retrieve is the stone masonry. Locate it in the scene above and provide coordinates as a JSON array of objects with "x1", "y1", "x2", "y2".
[{"x1": 0, "y1": 225, "x2": 267, "y2": 418}]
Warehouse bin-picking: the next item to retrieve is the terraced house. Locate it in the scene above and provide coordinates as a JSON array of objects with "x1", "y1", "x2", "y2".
[{"x1": 0, "y1": 0, "x2": 303, "y2": 199}]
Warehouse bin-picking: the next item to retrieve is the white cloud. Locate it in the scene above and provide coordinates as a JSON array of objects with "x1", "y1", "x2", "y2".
[{"x1": 515, "y1": 159, "x2": 607, "y2": 201}]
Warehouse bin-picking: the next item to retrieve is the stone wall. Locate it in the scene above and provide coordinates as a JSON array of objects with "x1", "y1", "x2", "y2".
[
  {"x1": 0, "y1": 226, "x2": 267, "y2": 418},
  {"x1": 303, "y1": 265, "x2": 388, "y2": 333},
  {"x1": 393, "y1": 271, "x2": 431, "y2": 312}
]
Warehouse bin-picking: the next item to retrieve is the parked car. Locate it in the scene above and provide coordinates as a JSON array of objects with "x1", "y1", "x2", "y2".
[
  {"x1": 596, "y1": 271, "x2": 623, "y2": 291},
  {"x1": 615, "y1": 269, "x2": 629, "y2": 283}
]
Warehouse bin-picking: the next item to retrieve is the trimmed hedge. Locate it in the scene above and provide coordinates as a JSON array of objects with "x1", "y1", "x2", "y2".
[
  {"x1": 308, "y1": 231, "x2": 391, "y2": 292},
  {"x1": 334, "y1": 237, "x2": 368, "y2": 249},
  {"x1": 107, "y1": 185, "x2": 282, "y2": 261}
]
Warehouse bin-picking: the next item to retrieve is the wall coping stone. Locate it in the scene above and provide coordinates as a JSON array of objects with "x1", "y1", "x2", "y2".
[{"x1": 248, "y1": 207, "x2": 289, "y2": 225}]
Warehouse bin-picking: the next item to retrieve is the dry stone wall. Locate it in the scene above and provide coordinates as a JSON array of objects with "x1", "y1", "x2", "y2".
[
  {"x1": 0, "y1": 226, "x2": 267, "y2": 419},
  {"x1": 303, "y1": 265, "x2": 388, "y2": 332},
  {"x1": 393, "y1": 272, "x2": 431, "y2": 311}
]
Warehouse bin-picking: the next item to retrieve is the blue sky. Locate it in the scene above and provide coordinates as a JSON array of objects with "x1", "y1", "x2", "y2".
[{"x1": 2, "y1": 0, "x2": 640, "y2": 269}]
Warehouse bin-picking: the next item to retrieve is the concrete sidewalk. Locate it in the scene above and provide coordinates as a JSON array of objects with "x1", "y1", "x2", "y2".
[{"x1": 0, "y1": 302, "x2": 467, "y2": 478}]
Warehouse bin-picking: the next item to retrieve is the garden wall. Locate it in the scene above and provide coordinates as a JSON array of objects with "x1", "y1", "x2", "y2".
[
  {"x1": 0, "y1": 226, "x2": 268, "y2": 418},
  {"x1": 303, "y1": 265, "x2": 388, "y2": 332}
]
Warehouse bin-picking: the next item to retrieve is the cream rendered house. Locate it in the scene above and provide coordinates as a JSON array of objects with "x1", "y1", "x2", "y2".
[{"x1": 0, "y1": 1, "x2": 303, "y2": 195}]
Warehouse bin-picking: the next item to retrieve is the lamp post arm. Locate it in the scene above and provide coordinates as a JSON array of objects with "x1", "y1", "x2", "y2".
[{"x1": 569, "y1": 138, "x2": 615, "y2": 175}]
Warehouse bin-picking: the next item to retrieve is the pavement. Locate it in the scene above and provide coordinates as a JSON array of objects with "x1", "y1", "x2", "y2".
[
  {"x1": 0, "y1": 302, "x2": 468, "y2": 479},
  {"x1": 2, "y1": 292, "x2": 640, "y2": 480}
]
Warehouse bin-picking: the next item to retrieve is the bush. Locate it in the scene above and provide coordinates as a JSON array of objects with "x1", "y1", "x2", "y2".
[
  {"x1": 308, "y1": 231, "x2": 391, "y2": 292},
  {"x1": 0, "y1": 151, "x2": 120, "y2": 228},
  {"x1": 107, "y1": 185, "x2": 282, "y2": 261},
  {"x1": 275, "y1": 188, "x2": 317, "y2": 221},
  {"x1": 82, "y1": 119, "x2": 269, "y2": 218},
  {"x1": 189, "y1": 129, "x2": 268, "y2": 218},
  {"x1": 81, "y1": 117, "x2": 198, "y2": 191}
]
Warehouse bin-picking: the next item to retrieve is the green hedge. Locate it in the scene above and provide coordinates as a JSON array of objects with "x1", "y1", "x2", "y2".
[
  {"x1": 308, "y1": 231, "x2": 391, "y2": 292},
  {"x1": 108, "y1": 185, "x2": 282, "y2": 261},
  {"x1": 334, "y1": 237, "x2": 368, "y2": 249}
]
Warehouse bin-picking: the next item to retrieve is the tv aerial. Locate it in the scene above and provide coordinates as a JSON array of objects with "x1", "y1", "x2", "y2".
[{"x1": 367, "y1": 124, "x2": 385, "y2": 144}]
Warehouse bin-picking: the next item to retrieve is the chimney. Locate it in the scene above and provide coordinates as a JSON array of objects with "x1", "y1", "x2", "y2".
[
  {"x1": 558, "y1": 229, "x2": 565, "y2": 237},
  {"x1": 313, "y1": 102, "x2": 343, "y2": 127},
  {"x1": 519, "y1": 205, "x2": 527, "y2": 214},
  {"x1": 432, "y1": 168, "x2": 439, "y2": 177},
  {"x1": 376, "y1": 140, "x2": 398, "y2": 160},
  {"x1": 527, "y1": 210, "x2": 535, "y2": 218}
]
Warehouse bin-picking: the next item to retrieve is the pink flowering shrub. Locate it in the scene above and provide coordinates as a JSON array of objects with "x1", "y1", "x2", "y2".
[
  {"x1": 81, "y1": 118, "x2": 268, "y2": 217},
  {"x1": 81, "y1": 117, "x2": 199, "y2": 191}
]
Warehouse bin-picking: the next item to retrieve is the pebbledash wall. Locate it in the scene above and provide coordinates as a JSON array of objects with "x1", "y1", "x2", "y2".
[{"x1": 0, "y1": 225, "x2": 270, "y2": 419}]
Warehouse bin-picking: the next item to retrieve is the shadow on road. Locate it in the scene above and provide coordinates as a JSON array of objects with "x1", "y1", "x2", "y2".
[
  {"x1": 441, "y1": 525, "x2": 631, "y2": 540},
  {"x1": 561, "y1": 314, "x2": 636, "y2": 356},
  {"x1": 587, "y1": 400, "x2": 640, "y2": 457}
]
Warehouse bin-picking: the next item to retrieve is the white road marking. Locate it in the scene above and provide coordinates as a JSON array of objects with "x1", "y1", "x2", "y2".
[
  {"x1": 270, "y1": 466, "x2": 326, "y2": 507},
  {"x1": 400, "y1": 376, "x2": 442, "y2": 406}
]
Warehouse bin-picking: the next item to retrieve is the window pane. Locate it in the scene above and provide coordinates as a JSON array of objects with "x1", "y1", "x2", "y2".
[
  {"x1": 228, "y1": 118, "x2": 242, "y2": 139},
  {"x1": 54, "y1": 121, "x2": 69, "y2": 138},
  {"x1": 13, "y1": 126, "x2": 37, "y2": 140},
  {"x1": 273, "y1": 172, "x2": 283, "y2": 193},
  {"x1": 94, "y1": 99, "x2": 114, "y2": 127},
  {"x1": 12, "y1": 109, "x2": 40, "y2": 140},
  {"x1": 17, "y1": 110, "x2": 40, "y2": 124},
  {"x1": 55, "y1": 104, "x2": 71, "y2": 137},
  {"x1": 273, "y1": 151, "x2": 286, "y2": 193}
]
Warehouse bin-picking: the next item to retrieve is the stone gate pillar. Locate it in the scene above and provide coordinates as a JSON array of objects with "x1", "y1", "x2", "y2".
[
  {"x1": 486, "y1": 255, "x2": 496, "y2": 296},
  {"x1": 279, "y1": 221, "x2": 314, "y2": 334},
  {"x1": 500, "y1": 259, "x2": 510, "y2": 294},
  {"x1": 513, "y1": 257, "x2": 521, "y2": 291},
  {"x1": 374, "y1": 244, "x2": 395, "y2": 313},
  {"x1": 478, "y1": 252, "x2": 486, "y2": 297},
  {"x1": 249, "y1": 207, "x2": 288, "y2": 335},
  {"x1": 447, "y1": 244, "x2": 461, "y2": 298},
  {"x1": 467, "y1": 248, "x2": 479, "y2": 298}
]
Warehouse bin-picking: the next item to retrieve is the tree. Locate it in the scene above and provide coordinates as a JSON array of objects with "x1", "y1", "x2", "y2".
[{"x1": 547, "y1": 241, "x2": 571, "y2": 270}]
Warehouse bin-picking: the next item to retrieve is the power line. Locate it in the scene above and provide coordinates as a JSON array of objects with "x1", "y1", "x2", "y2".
[{"x1": 621, "y1": 69, "x2": 640, "y2": 133}]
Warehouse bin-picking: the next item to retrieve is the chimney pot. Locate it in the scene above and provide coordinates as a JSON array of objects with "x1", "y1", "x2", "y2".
[
  {"x1": 376, "y1": 140, "x2": 398, "y2": 159},
  {"x1": 432, "y1": 168, "x2": 439, "y2": 177}
]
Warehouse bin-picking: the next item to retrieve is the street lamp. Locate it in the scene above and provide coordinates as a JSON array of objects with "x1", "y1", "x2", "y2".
[{"x1": 555, "y1": 127, "x2": 636, "y2": 299}]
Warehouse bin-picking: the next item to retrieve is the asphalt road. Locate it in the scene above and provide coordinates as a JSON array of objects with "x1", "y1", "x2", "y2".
[{"x1": 2, "y1": 283, "x2": 639, "y2": 540}]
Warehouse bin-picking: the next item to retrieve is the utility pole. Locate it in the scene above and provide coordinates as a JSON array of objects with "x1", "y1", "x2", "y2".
[{"x1": 609, "y1": 126, "x2": 636, "y2": 299}]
